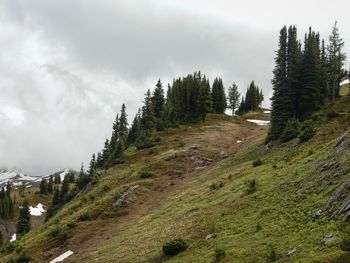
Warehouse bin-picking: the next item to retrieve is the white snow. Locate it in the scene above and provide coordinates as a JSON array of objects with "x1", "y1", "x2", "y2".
[
  {"x1": 340, "y1": 79, "x2": 350, "y2": 86},
  {"x1": 49, "y1": 250, "x2": 74, "y2": 263},
  {"x1": 263, "y1": 110, "x2": 271, "y2": 114},
  {"x1": 247, "y1": 119, "x2": 270, "y2": 126},
  {"x1": 237, "y1": 140, "x2": 242, "y2": 143},
  {"x1": 10, "y1": 233, "x2": 16, "y2": 242},
  {"x1": 29, "y1": 203, "x2": 46, "y2": 216},
  {"x1": 59, "y1": 169, "x2": 70, "y2": 181}
]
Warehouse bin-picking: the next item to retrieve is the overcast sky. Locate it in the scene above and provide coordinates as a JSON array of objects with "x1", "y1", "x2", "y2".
[{"x1": 0, "y1": 0, "x2": 349, "y2": 175}]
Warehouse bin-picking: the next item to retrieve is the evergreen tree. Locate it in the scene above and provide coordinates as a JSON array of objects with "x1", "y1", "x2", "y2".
[
  {"x1": 152, "y1": 80, "x2": 166, "y2": 131},
  {"x1": 298, "y1": 27, "x2": 321, "y2": 119},
  {"x1": 51, "y1": 186, "x2": 61, "y2": 207},
  {"x1": 48, "y1": 176, "x2": 54, "y2": 194},
  {"x1": 39, "y1": 179, "x2": 48, "y2": 195},
  {"x1": 127, "y1": 110, "x2": 141, "y2": 145},
  {"x1": 141, "y1": 90, "x2": 156, "y2": 135},
  {"x1": 197, "y1": 75, "x2": 212, "y2": 122},
  {"x1": 54, "y1": 174, "x2": 61, "y2": 185},
  {"x1": 76, "y1": 163, "x2": 89, "y2": 190},
  {"x1": 101, "y1": 139, "x2": 110, "y2": 165},
  {"x1": 16, "y1": 200, "x2": 31, "y2": 235},
  {"x1": 268, "y1": 26, "x2": 291, "y2": 141},
  {"x1": 88, "y1": 153, "x2": 96, "y2": 177},
  {"x1": 327, "y1": 21, "x2": 346, "y2": 102},
  {"x1": 96, "y1": 152, "x2": 103, "y2": 168},
  {"x1": 227, "y1": 82, "x2": 240, "y2": 116},
  {"x1": 320, "y1": 39, "x2": 330, "y2": 105},
  {"x1": 60, "y1": 177, "x2": 70, "y2": 202},
  {"x1": 118, "y1": 104, "x2": 129, "y2": 139},
  {"x1": 211, "y1": 78, "x2": 227, "y2": 114}
]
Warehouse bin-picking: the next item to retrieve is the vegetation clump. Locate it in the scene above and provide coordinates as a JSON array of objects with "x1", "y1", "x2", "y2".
[
  {"x1": 253, "y1": 159, "x2": 263, "y2": 167},
  {"x1": 280, "y1": 118, "x2": 301, "y2": 142},
  {"x1": 214, "y1": 247, "x2": 226, "y2": 262},
  {"x1": 298, "y1": 123, "x2": 316, "y2": 142},
  {"x1": 138, "y1": 170, "x2": 154, "y2": 179},
  {"x1": 245, "y1": 179, "x2": 257, "y2": 195},
  {"x1": 162, "y1": 238, "x2": 188, "y2": 256}
]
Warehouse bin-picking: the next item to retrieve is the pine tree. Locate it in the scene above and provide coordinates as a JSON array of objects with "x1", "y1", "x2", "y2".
[
  {"x1": 101, "y1": 139, "x2": 110, "y2": 165},
  {"x1": 54, "y1": 174, "x2": 61, "y2": 184},
  {"x1": 60, "y1": 177, "x2": 70, "y2": 202},
  {"x1": 152, "y1": 80, "x2": 166, "y2": 131},
  {"x1": 39, "y1": 179, "x2": 48, "y2": 195},
  {"x1": 76, "y1": 163, "x2": 89, "y2": 190},
  {"x1": 320, "y1": 39, "x2": 330, "y2": 105},
  {"x1": 268, "y1": 26, "x2": 291, "y2": 141},
  {"x1": 211, "y1": 78, "x2": 227, "y2": 114},
  {"x1": 227, "y1": 82, "x2": 240, "y2": 116},
  {"x1": 141, "y1": 90, "x2": 156, "y2": 135},
  {"x1": 52, "y1": 186, "x2": 61, "y2": 207},
  {"x1": 96, "y1": 152, "x2": 103, "y2": 168},
  {"x1": 88, "y1": 153, "x2": 96, "y2": 177},
  {"x1": 197, "y1": 75, "x2": 212, "y2": 122},
  {"x1": 48, "y1": 176, "x2": 53, "y2": 194},
  {"x1": 298, "y1": 27, "x2": 321, "y2": 119},
  {"x1": 127, "y1": 111, "x2": 141, "y2": 145},
  {"x1": 17, "y1": 200, "x2": 31, "y2": 235},
  {"x1": 118, "y1": 104, "x2": 128, "y2": 139},
  {"x1": 327, "y1": 21, "x2": 346, "y2": 102}
]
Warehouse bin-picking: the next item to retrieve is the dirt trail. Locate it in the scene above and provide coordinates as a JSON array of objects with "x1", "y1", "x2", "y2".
[{"x1": 51, "y1": 117, "x2": 269, "y2": 263}]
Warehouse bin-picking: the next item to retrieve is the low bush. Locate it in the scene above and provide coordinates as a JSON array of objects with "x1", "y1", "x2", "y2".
[
  {"x1": 78, "y1": 213, "x2": 91, "y2": 221},
  {"x1": 15, "y1": 252, "x2": 31, "y2": 263},
  {"x1": 214, "y1": 247, "x2": 226, "y2": 262},
  {"x1": 49, "y1": 227, "x2": 68, "y2": 243},
  {"x1": 245, "y1": 179, "x2": 257, "y2": 195},
  {"x1": 327, "y1": 109, "x2": 340, "y2": 118},
  {"x1": 253, "y1": 159, "x2": 263, "y2": 167},
  {"x1": 298, "y1": 125, "x2": 316, "y2": 142},
  {"x1": 138, "y1": 170, "x2": 154, "y2": 179},
  {"x1": 280, "y1": 118, "x2": 301, "y2": 142},
  {"x1": 162, "y1": 238, "x2": 188, "y2": 256},
  {"x1": 209, "y1": 182, "x2": 224, "y2": 190},
  {"x1": 66, "y1": 221, "x2": 78, "y2": 228}
]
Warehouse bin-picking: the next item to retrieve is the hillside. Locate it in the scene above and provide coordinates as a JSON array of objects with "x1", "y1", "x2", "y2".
[{"x1": 3, "y1": 98, "x2": 350, "y2": 262}]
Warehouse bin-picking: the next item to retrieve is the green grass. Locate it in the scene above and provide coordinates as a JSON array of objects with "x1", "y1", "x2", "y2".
[{"x1": 3, "y1": 103, "x2": 350, "y2": 262}]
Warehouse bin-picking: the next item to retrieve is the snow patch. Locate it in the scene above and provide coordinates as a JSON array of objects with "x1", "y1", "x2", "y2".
[
  {"x1": 247, "y1": 119, "x2": 270, "y2": 126},
  {"x1": 340, "y1": 79, "x2": 350, "y2": 86},
  {"x1": 10, "y1": 233, "x2": 16, "y2": 242},
  {"x1": 49, "y1": 250, "x2": 74, "y2": 263},
  {"x1": 237, "y1": 140, "x2": 242, "y2": 143},
  {"x1": 30, "y1": 203, "x2": 45, "y2": 216},
  {"x1": 263, "y1": 110, "x2": 271, "y2": 114}
]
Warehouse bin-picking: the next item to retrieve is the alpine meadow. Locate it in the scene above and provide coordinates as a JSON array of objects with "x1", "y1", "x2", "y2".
[{"x1": 1, "y1": 1, "x2": 350, "y2": 263}]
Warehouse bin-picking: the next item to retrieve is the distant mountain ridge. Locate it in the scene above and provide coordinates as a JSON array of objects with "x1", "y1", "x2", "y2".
[{"x1": 0, "y1": 168, "x2": 76, "y2": 188}]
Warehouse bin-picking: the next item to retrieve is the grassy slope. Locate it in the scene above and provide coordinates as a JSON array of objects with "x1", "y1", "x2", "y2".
[{"x1": 3, "y1": 98, "x2": 350, "y2": 263}]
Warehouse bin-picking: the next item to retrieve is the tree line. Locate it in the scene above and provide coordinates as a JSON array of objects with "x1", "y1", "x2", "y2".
[{"x1": 268, "y1": 23, "x2": 347, "y2": 141}]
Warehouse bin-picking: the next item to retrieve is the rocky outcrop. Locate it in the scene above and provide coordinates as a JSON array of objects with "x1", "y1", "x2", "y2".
[
  {"x1": 112, "y1": 185, "x2": 140, "y2": 208},
  {"x1": 324, "y1": 182, "x2": 350, "y2": 218}
]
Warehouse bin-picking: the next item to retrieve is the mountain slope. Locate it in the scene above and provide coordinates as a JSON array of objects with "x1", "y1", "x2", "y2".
[{"x1": 3, "y1": 99, "x2": 350, "y2": 262}]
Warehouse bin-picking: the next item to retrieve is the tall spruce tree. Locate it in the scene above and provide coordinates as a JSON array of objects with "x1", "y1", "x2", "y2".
[
  {"x1": 48, "y1": 176, "x2": 53, "y2": 194},
  {"x1": 268, "y1": 26, "x2": 291, "y2": 141},
  {"x1": 39, "y1": 179, "x2": 48, "y2": 195},
  {"x1": 327, "y1": 21, "x2": 346, "y2": 102},
  {"x1": 227, "y1": 82, "x2": 240, "y2": 116},
  {"x1": 298, "y1": 28, "x2": 321, "y2": 119},
  {"x1": 152, "y1": 80, "x2": 166, "y2": 131},
  {"x1": 17, "y1": 200, "x2": 31, "y2": 235},
  {"x1": 211, "y1": 78, "x2": 227, "y2": 114},
  {"x1": 197, "y1": 75, "x2": 212, "y2": 122},
  {"x1": 141, "y1": 90, "x2": 156, "y2": 135},
  {"x1": 127, "y1": 110, "x2": 141, "y2": 146}
]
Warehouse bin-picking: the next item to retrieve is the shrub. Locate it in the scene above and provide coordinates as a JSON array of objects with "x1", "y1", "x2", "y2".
[
  {"x1": 327, "y1": 109, "x2": 340, "y2": 118},
  {"x1": 214, "y1": 247, "x2": 226, "y2": 262},
  {"x1": 78, "y1": 213, "x2": 91, "y2": 221},
  {"x1": 245, "y1": 179, "x2": 257, "y2": 195},
  {"x1": 209, "y1": 182, "x2": 224, "y2": 190},
  {"x1": 298, "y1": 125, "x2": 316, "y2": 142},
  {"x1": 272, "y1": 164, "x2": 277, "y2": 169},
  {"x1": 267, "y1": 247, "x2": 277, "y2": 262},
  {"x1": 280, "y1": 118, "x2": 301, "y2": 142},
  {"x1": 162, "y1": 238, "x2": 188, "y2": 256},
  {"x1": 66, "y1": 221, "x2": 78, "y2": 228},
  {"x1": 253, "y1": 159, "x2": 263, "y2": 167},
  {"x1": 135, "y1": 134, "x2": 156, "y2": 149},
  {"x1": 256, "y1": 223, "x2": 262, "y2": 231},
  {"x1": 138, "y1": 170, "x2": 154, "y2": 179},
  {"x1": 49, "y1": 227, "x2": 68, "y2": 243},
  {"x1": 15, "y1": 252, "x2": 31, "y2": 263}
]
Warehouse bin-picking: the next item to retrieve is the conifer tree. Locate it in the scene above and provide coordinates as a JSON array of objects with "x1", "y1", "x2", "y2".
[
  {"x1": 211, "y1": 78, "x2": 227, "y2": 114},
  {"x1": 227, "y1": 82, "x2": 240, "y2": 116},
  {"x1": 127, "y1": 111, "x2": 141, "y2": 145},
  {"x1": 320, "y1": 39, "x2": 330, "y2": 105},
  {"x1": 60, "y1": 177, "x2": 70, "y2": 202},
  {"x1": 327, "y1": 21, "x2": 346, "y2": 102},
  {"x1": 268, "y1": 26, "x2": 291, "y2": 141},
  {"x1": 88, "y1": 153, "x2": 96, "y2": 177},
  {"x1": 141, "y1": 89, "x2": 156, "y2": 135},
  {"x1": 118, "y1": 104, "x2": 128, "y2": 139},
  {"x1": 39, "y1": 179, "x2": 48, "y2": 195},
  {"x1": 48, "y1": 176, "x2": 54, "y2": 194},
  {"x1": 96, "y1": 152, "x2": 103, "y2": 168},
  {"x1": 298, "y1": 27, "x2": 321, "y2": 119},
  {"x1": 197, "y1": 75, "x2": 212, "y2": 122},
  {"x1": 76, "y1": 163, "x2": 89, "y2": 190},
  {"x1": 54, "y1": 174, "x2": 61, "y2": 185},
  {"x1": 17, "y1": 200, "x2": 31, "y2": 235},
  {"x1": 152, "y1": 80, "x2": 166, "y2": 131}
]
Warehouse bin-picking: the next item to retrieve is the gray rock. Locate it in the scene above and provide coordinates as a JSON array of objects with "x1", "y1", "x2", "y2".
[
  {"x1": 112, "y1": 185, "x2": 139, "y2": 208},
  {"x1": 205, "y1": 233, "x2": 216, "y2": 240},
  {"x1": 324, "y1": 234, "x2": 337, "y2": 245},
  {"x1": 335, "y1": 131, "x2": 349, "y2": 147},
  {"x1": 220, "y1": 151, "x2": 228, "y2": 159},
  {"x1": 287, "y1": 247, "x2": 298, "y2": 255}
]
